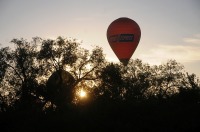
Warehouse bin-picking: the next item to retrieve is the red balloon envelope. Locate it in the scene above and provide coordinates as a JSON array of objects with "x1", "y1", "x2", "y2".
[{"x1": 107, "y1": 17, "x2": 141, "y2": 65}]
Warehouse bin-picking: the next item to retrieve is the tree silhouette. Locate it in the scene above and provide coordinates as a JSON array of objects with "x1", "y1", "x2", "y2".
[
  {"x1": 95, "y1": 63, "x2": 124, "y2": 100},
  {"x1": 37, "y1": 37, "x2": 106, "y2": 109},
  {"x1": 46, "y1": 70, "x2": 75, "y2": 109},
  {"x1": 176, "y1": 73, "x2": 200, "y2": 104},
  {"x1": 121, "y1": 59, "x2": 151, "y2": 101},
  {"x1": 0, "y1": 38, "x2": 43, "y2": 111},
  {"x1": 0, "y1": 37, "x2": 200, "y2": 132},
  {"x1": 145, "y1": 60, "x2": 185, "y2": 101}
]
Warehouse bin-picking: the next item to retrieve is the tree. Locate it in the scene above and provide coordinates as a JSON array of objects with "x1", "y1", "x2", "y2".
[
  {"x1": 0, "y1": 38, "x2": 44, "y2": 111},
  {"x1": 93, "y1": 63, "x2": 125, "y2": 101},
  {"x1": 0, "y1": 47, "x2": 9, "y2": 82},
  {"x1": 1, "y1": 36, "x2": 200, "y2": 112},
  {"x1": 177, "y1": 73, "x2": 200, "y2": 103},
  {"x1": 38, "y1": 37, "x2": 106, "y2": 108},
  {"x1": 0, "y1": 36, "x2": 107, "y2": 111},
  {"x1": 144, "y1": 60, "x2": 185, "y2": 101},
  {"x1": 121, "y1": 59, "x2": 151, "y2": 101}
]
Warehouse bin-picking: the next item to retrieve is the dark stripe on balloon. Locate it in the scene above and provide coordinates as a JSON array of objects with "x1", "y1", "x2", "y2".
[{"x1": 109, "y1": 34, "x2": 134, "y2": 43}]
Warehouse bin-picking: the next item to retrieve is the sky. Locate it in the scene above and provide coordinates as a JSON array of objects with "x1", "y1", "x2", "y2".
[{"x1": 0, "y1": 0, "x2": 200, "y2": 77}]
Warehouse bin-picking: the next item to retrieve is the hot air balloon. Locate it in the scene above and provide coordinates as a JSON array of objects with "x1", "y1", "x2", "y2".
[
  {"x1": 46, "y1": 70, "x2": 75, "y2": 106},
  {"x1": 107, "y1": 17, "x2": 141, "y2": 65}
]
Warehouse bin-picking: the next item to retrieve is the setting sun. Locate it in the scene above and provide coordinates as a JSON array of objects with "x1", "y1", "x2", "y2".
[{"x1": 79, "y1": 89, "x2": 87, "y2": 98}]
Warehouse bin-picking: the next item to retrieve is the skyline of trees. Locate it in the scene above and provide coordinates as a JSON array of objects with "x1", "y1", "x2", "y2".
[
  {"x1": 0, "y1": 37, "x2": 200, "y2": 131},
  {"x1": 0, "y1": 37, "x2": 200, "y2": 112}
]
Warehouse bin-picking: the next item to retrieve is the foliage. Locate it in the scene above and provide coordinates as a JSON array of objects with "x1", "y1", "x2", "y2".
[
  {"x1": 0, "y1": 37, "x2": 200, "y2": 113},
  {"x1": 0, "y1": 37, "x2": 200, "y2": 132},
  {"x1": 94, "y1": 63, "x2": 124, "y2": 100},
  {"x1": 0, "y1": 37, "x2": 107, "y2": 111}
]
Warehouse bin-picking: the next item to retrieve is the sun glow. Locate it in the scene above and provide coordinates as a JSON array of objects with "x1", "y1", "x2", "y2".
[{"x1": 79, "y1": 89, "x2": 87, "y2": 98}]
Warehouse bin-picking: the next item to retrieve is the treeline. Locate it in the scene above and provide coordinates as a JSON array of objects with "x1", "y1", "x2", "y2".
[{"x1": 0, "y1": 37, "x2": 200, "y2": 131}]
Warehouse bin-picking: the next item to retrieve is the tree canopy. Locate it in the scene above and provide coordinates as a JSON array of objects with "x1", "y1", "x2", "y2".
[
  {"x1": 0, "y1": 37, "x2": 200, "y2": 112},
  {"x1": 0, "y1": 37, "x2": 200, "y2": 131}
]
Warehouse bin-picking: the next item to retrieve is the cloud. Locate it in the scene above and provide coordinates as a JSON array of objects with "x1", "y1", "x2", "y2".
[
  {"x1": 138, "y1": 43, "x2": 200, "y2": 77},
  {"x1": 138, "y1": 34, "x2": 200, "y2": 65},
  {"x1": 183, "y1": 34, "x2": 200, "y2": 45},
  {"x1": 138, "y1": 44, "x2": 200, "y2": 65}
]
